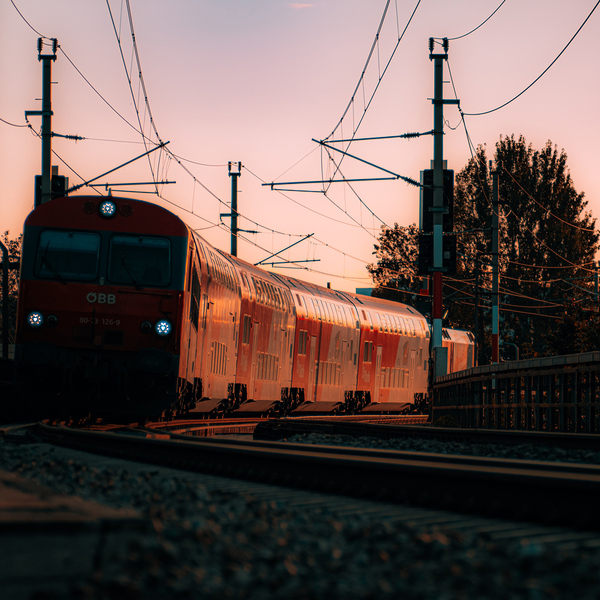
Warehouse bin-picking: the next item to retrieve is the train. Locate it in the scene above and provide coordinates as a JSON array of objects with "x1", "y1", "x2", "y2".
[{"x1": 14, "y1": 195, "x2": 475, "y2": 419}]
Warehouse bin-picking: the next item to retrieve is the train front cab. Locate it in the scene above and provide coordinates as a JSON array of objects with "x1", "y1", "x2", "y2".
[{"x1": 15, "y1": 196, "x2": 188, "y2": 417}]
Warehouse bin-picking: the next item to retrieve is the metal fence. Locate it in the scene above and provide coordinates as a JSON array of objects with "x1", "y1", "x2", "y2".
[{"x1": 432, "y1": 352, "x2": 600, "y2": 432}]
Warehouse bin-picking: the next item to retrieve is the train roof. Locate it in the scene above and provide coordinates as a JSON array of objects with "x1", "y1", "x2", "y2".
[{"x1": 24, "y1": 196, "x2": 189, "y2": 237}]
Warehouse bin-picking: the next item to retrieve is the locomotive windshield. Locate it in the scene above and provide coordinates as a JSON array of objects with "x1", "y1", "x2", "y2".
[
  {"x1": 108, "y1": 235, "x2": 171, "y2": 287},
  {"x1": 35, "y1": 230, "x2": 100, "y2": 281}
]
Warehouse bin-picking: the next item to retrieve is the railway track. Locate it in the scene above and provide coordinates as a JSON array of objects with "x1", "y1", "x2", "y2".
[
  {"x1": 141, "y1": 413, "x2": 427, "y2": 437},
  {"x1": 6, "y1": 435, "x2": 600, "y2": 554},
  {"x1": 27, "y1": 420, "x2": 600, "y2": 531},
  {"x1": 255, "y1": 417, "x2": 600, "y2": 450},
  {"x1": 6, "y1": 420, "x2": 600, "y2": 597}
]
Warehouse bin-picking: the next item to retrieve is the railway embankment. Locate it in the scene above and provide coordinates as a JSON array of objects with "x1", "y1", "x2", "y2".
[{"x1": 3, "y1": 423, "x2": 600, "y2": 599}]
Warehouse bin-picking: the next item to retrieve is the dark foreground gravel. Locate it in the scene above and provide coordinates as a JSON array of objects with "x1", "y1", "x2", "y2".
[{"x1": 2, "y1": 432, "x2": 600, "y2": 599}]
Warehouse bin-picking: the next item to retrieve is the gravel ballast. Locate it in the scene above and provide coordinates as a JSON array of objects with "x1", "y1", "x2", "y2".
[{"x1": 2, "y1": 431, "x2": 600, "y2": 599}]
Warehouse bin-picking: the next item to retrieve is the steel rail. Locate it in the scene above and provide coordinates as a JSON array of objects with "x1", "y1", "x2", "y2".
[
  {"x1": 254, "y1": 419, "x2": 600, "y2": 450},
  {"x1": 31, "y1": 422, "x2": 600, "y2": 530}
]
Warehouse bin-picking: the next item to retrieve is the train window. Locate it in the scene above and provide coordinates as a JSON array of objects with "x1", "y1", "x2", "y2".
[
  {"x1": 324, "y1": 302, "x2": 332, "y2": 323},
  {"x1": 363, "y1": 341, "x2": 373, "y2": 363},
  {"x1": 241, "y1": 273, "x2": 251, "y2": 299},
  {"x1": 201, "y1": 294, "x2": 209, "y2": 329},
  {"x1": 382, "y1": 314, "x2": 389, "y2": 333},
  {"x1": 189, "y1": 268, "x2": 201, "y2": 330},
  {"x1": 254, "y1": 278, "x2": 263, "y2": 304},
  {"x1": 271, "y1": 284, "x2": 279, "y2": 309},
  {"x1": 242, "y1": 315, "x2": 252, "y2": 344},
  {"x1": 312, "y1": 298, "x2": 322, "y2": 321},
  {"x1": 35, "y1": 230, "x2": 100, "y2": 282},
  {"x1": 109, "y1": 235, "x2": 170, "y2": 287},
  {"x1": 298, "y1": 330, "x2": 308, "y2": 355}
]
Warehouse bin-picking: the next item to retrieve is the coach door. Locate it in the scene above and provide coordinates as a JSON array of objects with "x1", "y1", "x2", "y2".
[
  {"x1": 409, "y1": 348, "x2": 417, "y2": 390},
  {"x1": 251, "y1": 324, "x2": 260, "y2": 399},
  {"x1": 373, "y1": 345, "x2": 383, "y2": 403},
  {"x1": 187, "y1": 265, "x2": 201, "y2": 382},
  {"x1": 307, "y1": 336, "x2": 318, "y2": 402}
]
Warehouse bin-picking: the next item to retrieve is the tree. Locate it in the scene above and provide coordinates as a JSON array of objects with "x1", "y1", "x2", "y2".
[
  {"x1": 366, "y1": 223, "x2": 425, "y2": 308},
  {"x1": 367, "y1": 135, "x2": 599, "y2": 362},
  {"x1": 0, "y1": 231, "x2": 21, "y2": 348}
]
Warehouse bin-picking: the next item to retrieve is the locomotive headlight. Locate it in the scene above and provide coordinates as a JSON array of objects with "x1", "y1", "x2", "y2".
[
  {"x1": 155, "y1": 319, "x2": 172, "y2": 337},
  {"x1": 140, "y1": 321, "x2": 153, "y2": 334},
  {"x1": 46, "y1": 315, "x2": 59, "y2": 327},
  {"x1": 27, "y1": 311, "x2": 44, "y2": 328},
  {"x1": 98, "y1": 199, "x2": 117, "y2": 219}
]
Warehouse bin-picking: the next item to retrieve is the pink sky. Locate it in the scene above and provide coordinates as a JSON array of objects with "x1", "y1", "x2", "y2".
[{"x1": 1, "y1": 0, "x2": 598, "y2": 292}]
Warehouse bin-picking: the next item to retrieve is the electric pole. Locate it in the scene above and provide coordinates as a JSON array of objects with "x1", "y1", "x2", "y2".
[
  {"x1": 25, "y1": 38, "x2": 57, "y2": 207},
  {"x1": 491, "y1": 164, "x2": 500, "y2": 363},
  {"x1": 429, "y1": 38, "x2": 459, "y2": 377},
  {"x1": 221, "y1": 162, "x2": 243, "y2": 257}
]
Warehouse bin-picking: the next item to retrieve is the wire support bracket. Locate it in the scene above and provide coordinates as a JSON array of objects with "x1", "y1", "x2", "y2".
[{"x1": 66, "y1": 141, "x2": 168, "y2": 194}]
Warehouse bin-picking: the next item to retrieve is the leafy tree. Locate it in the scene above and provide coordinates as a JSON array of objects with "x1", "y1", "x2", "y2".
[
  {"x1": 366, "y1": 222, "x2": 421, "y2": 301},
  {"x1": 367, "y1": 135, "x2": 599, "y2": 362},
  {"x1": 0, "y1": 231, "x2": 21, "y2": 348}
]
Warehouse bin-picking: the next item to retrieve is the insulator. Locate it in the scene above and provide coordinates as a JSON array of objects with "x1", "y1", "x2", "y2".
[
  {"x1": 443, "y1": 38, "x2": 449, "y2": 53},
  {"x1": 52, "y1": 38, "x2": 58, "y2": 54},
  {"x1": 428, "y1": 38, "x2": 434, "y2": 53},
  {"x1": 37, "y1": 38, "x2": 43, "y2": 54}
]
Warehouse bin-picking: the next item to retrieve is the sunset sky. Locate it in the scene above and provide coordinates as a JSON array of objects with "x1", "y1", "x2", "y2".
[{"x1": 1, "y1": 0, "x2": 598, "y2": 292}]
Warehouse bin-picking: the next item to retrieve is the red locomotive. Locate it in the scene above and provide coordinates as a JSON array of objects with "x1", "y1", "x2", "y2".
[{"x1": 15, "y1": 195, "x2": 474, "y2": 419}]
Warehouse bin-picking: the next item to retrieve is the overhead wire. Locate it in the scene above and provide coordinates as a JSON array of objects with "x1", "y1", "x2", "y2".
[
  {"x1": 10, "y1": 0, "x2": 417, "y2": 282},
  {"x1": 0, "y1": 116, "x2": 28, "y2": 128},
  {"x1": 501, "y1": 165, "x2": 597, "y2": 233},
  {"x1": 445, "y1": 0, "x2": 508, "y2": 41},
  {"x1": 321, "y1": 0, "x2": 422, "y2": 201},
  {"x1": 463, "y1": 0, "x2": 600, "y2": 117},
  {"x1": 106, "y1": 0, "x2": 160, "y2": 194},
  {"x1": 9, "y1": 0, "x2": 46, "y2": 38},
  {"x1": 450, "y1": 58, "x2": 597, "y2": 277}
]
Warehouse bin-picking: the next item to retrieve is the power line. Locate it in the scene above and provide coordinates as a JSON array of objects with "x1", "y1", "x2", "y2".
[
  {"x1": 9, "y1": 0, "x2": 47, "y2": 38},
  {"x1": 445, "y1": 0, "x2": 507, "y2": 41},
  {"x1": 106, "y1": 0, "x2": 160, "y2": 194},
  {"x1": 325, "y1": 0, "x2": 421, "y2": 142},
  {"x1": 501, "y1": 164, "x2": 597, "y2": 233},
  {"x1": 0, "y1": 116, "x2": 28, "y2": 128},
  {"x1": 244, "y1": 164, "x2": 382, "y2": 230},
  {"x1": 463, "y1": 0, "x2": 600, "y2": 116},
  {"x1": 59, "y1": 46, "x2": 144, "y2": 138}
]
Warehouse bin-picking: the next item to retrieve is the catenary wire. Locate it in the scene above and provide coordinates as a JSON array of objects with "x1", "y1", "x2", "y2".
[
  {"x1": 463, "y1": 0, "x2": 600, "y2": 116},
  {"x1": 445, "y1": 0, "x2": 507, "y2": 41}
]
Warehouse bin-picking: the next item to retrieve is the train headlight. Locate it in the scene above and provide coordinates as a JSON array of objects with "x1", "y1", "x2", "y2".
[
  {"x1": 155, "y1": 319, "x2": 172, "y2": 337},
  {"x1": 140, "y1": 321, "x2": 153, "y2": 334},
  {"x1": 46, "y1": 315, "x2": 58, "y2": 327},
  {"x1": 27, "y1": 311, "x2": 44, "y2": 328},
  {"x1": 98, "y1": 199, "x2": 117, "y2": 219}
]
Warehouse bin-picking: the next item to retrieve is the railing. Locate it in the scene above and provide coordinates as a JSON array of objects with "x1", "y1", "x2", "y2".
[{"x1": 432, "y1": 352, "x2": 600, "y2": 432}]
